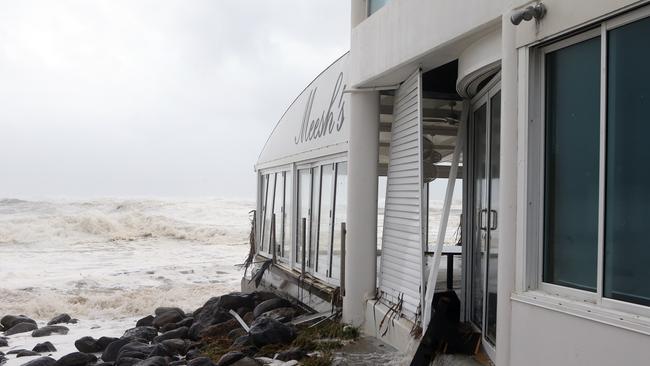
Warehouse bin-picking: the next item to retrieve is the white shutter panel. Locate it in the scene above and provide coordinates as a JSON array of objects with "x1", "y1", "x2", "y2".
[{"x1": 378, "y1": 69, "x2": 425, "y2": 320}]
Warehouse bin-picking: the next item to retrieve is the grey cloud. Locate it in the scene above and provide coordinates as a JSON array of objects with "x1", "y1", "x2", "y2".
[{"x1": 0, "y1": 0, "x2": 350, "y2": 198}]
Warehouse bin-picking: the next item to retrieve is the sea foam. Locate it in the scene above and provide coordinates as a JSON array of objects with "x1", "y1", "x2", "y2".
[{"x1": 0, "y1": 197, "x2": 252, "y2": 320}]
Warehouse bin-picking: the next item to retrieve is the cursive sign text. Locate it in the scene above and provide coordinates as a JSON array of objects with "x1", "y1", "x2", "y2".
[{"x1": 294, "y1": 72, "x2": 346, "y2": 145}]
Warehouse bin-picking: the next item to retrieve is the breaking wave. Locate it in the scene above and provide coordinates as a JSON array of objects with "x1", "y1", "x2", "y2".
[
  {"x1": 0, "y1": 197, "x2": 253, "y2": 320},
  {"x1": 0, "y1": 197, "x2": 252, "y2": 245}
]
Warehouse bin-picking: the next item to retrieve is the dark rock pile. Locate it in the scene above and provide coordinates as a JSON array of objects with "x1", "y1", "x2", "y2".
[{"x1": 0, "y1": 291, "x2": 354, "y2": 366}]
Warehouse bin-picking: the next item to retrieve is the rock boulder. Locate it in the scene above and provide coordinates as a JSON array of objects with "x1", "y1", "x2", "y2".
[
  {"x1": 75, "y1": 336, "x2": 103, "y2": 353},
  {"x1": 32, "y1": 325, "x2": 69, "y2": 337},
  {"x1": 248, "y1": 317, "x2": 296, "y2": 347},
  {"x1": 47, "y1": 314, "x2": 72, "y2": 325},
  {"x1": 153, "y1": 326, "x2": 188, "y2": 343},
  {"x1": 0, "y1": 315, "x2": 36, "y2": 329},
  {"x1": 21, "y1": 357, "x2": 57, "y2": 366},
  {"x1": 122, "y1": 327, "x2": 158, "y2": 342},
  {"x1": 33, "y1": 341, "x2": 57, "y2": 353},
  {"x1": 5, "y1": 322, "x2": 38, "y2": 336},
  {"x1": 54, "y1": 352, "x2": 97, "y2": 366},
  {"x1": 252, "y1": 298, "x2": 291, "y2": 319}
]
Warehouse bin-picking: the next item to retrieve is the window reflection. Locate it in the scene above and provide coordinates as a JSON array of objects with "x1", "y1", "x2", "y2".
[
  {"x1": 309, "y1": 167, "x2": 321, "y2": 269},
  {"x1": 272, "y1": 173, "x2": 284, "y2": 256},
  {"x1": 297, "y1": 169, "x2": 311, "y2": 266},
  {"x1": 283, "y1": 171, "x2": 293, "y2": 260},
  {"x1": 317, "y1": 164, "x2": 334, "y2": 277},
  {"x1": 331, "y1": 162, "x2": 348, "y2": 281},
  {"x1": 264, "y1": 173, "x2": 276, "y2": 254}
]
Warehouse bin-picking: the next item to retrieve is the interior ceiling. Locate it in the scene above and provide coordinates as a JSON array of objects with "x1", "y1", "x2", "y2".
[{"x1": 378, "y1": 60, "x2": 463, "y2": 179}]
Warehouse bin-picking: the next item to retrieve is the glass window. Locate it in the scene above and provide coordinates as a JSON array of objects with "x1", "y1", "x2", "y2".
[
  {"x1": 317, "y1": 164, "x2": 334, "y2": 277},
  {"x1": 331, "y1": 162, "x2": 348, "y2": 281},
  {"x1": 471, "y1": 103, "x2": 487, "y2": 328},
  {"x1": 310, "y1": 167, "x2": 321, "y2": 269},
  {"x1": 297, "y1": 169, "x2": 311, "y2": 266},
  {"x1": 426, "y1": 179, "x2": 463, "y2": 250},
  {"x1": 368, "y1": 0, "x2": 390, "y2": 16},
  {"x1": 604, "y1": 16, "x2": 650, "y2": 306},
  {"x1": 543, "y1": 36, "x2": 600, "y2": 292},
  {"x1": 283, "y1": 171, "x2": 293, "y2": 260},
  {"x1": 260, "y1": 174, "x2": 268, "y2": 250},
  {"x1": 272, "y1": 173, "x2": 284, "y2": 256},
  {"x1": 263, "y1": 173, "x2": 276, "y2": 254}
]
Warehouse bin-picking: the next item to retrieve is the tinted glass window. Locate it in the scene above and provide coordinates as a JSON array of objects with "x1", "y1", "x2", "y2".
[
  {"x1": 604, "y1": 16, "x2": 650, "y2": 306},
  {"x1": 543, "y1": 36, "x2": 600, "y2": 292}
]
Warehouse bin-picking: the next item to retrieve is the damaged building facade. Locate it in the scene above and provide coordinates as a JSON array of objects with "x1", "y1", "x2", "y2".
[{"x1": 248, "y1": 0, "x2": 650, "y2": 364}]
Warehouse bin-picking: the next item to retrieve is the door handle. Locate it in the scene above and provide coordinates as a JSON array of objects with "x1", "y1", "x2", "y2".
[
  {"x1": 490, "y1": 210, "x2": 498, "y2": 230},
  {"x1": 479, "y1": 209, "x2": 489, "y2": 231}
]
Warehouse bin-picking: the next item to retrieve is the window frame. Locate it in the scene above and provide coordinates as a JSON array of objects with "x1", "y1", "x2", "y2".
[
  {"x1": 527, "y1": 6, "x2": 650, "y2": 319},
  {"x1": 257, "y1": 164, "x2": 292, "y2": 260},
  {"x1": 296, "y1": 157, "x2": 344, "y2": 285},
  {"x1": 258, "y1": 153, "x2": 346, "y2": 286}
]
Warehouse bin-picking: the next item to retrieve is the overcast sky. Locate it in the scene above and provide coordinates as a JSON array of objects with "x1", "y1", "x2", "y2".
[{"x1": 0, "y1": 1, "x2": 350, "y2": 200}]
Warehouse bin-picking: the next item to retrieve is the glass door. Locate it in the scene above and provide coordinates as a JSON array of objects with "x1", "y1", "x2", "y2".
[{"x1": 469, "y1": 81, "x2": 501, "y2": 353}]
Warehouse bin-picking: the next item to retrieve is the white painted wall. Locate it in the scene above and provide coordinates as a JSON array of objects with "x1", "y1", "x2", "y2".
[
  {"x1": 349, "y1": 0, "x2": 529, "y2": 88},
  {"x1": 510, "y1": 301, "x2": 650, "y2": 365},
  {"x1": 456, "y1": 27, "x2": 502, "y2": 95},
  {"x1": 343, "y1": 1, "x2": 650, "y2": 364}
]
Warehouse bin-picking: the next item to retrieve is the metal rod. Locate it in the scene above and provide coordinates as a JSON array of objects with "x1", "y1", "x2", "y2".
[
  {"x1": 341, "y1": 222, "x2": 347, "y2": 296},
  {"x1": 301, "y1": 218, "x2": 307, "y2": 276},
  {"x1": 271, "y1": 213, "x2": 277, "y2": 262}
]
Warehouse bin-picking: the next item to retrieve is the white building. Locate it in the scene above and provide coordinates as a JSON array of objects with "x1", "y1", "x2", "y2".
[{"x1": 249, "y1": 1, "x2": 650, "y2": 365}]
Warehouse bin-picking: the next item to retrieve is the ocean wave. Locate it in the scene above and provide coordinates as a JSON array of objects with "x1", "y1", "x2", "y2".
[
  {"x1": 0, "y1": 284, "x2": 237, "y2": 320},
  {"x1": 0, "y1": 197, "x2": 253, "y2": 245}
]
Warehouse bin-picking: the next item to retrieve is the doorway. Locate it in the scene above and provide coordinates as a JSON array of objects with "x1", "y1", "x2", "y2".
[{"x1": 468, "y1": 78, "x2": 501, "y2": 356}]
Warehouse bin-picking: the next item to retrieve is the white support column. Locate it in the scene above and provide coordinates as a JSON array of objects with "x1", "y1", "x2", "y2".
[
  {"x1": 496, "y1": 13, "x2": 518, "y2": 366},
  {"x1": 343, "y1": 91, "x2": 379, "y2": 326}
]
